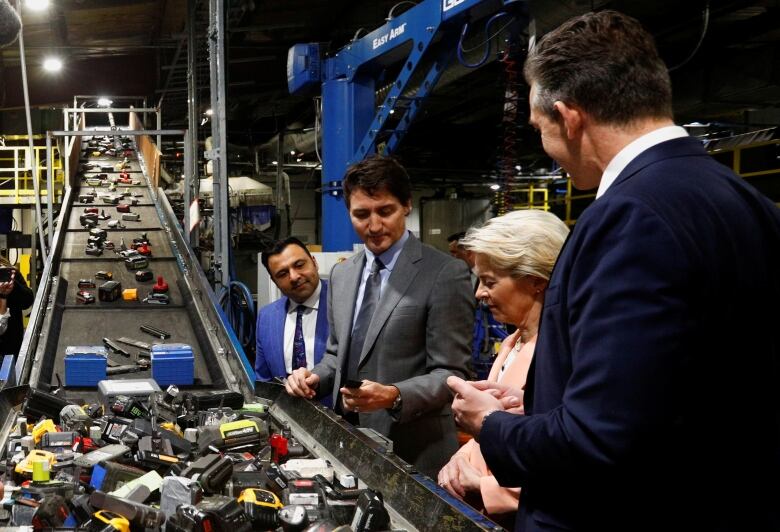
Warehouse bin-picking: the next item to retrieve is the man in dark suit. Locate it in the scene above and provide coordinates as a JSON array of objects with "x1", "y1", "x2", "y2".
[
  {"x1": 449, "y1": 10, "x2": 780, "y2": 532},
  {"x1": 286, "y1": 156, "x2": 474, "y2": 477},
  {"x1": 255, "y1": 237, "x2": 328, "y2": 382}
]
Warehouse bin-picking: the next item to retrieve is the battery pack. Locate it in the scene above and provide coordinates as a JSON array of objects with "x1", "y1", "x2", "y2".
[
  {"x1": 181, "y1": 454, "x2": 233, "y2": 494},
  {"x1": 90, "y1": 461, "x2": 146, "y2": 491},
  {"x1": 280, "y1": 458, "x2": 334, "y2": 483},
  {"x1": 74, "y1": 444, "x2": 130, "y2": 468},
  {"x1": 41, "y1": 431, "x2": 77, "y2": 452},
  {"x1": 98, "y1": 379, "x2": 161, "y2": 406},
  {"x1": 98, "y1": 280, "x2": 122, "y2": 302},
  {"x1": 151, "y1": 343, "x2": 194, "y2": 386},
  {"x1": 64, "y1": 346, "x2": 108, "y2": 387}
]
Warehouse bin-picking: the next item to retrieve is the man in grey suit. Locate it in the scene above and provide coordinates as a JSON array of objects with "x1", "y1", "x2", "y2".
[{"x1": 286, "y1": 155, "x2": 474, "y2": 477}]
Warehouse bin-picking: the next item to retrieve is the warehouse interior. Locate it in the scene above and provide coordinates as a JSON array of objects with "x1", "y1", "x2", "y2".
[
  {"x1": 2, "y1": 0, "x2": 779, "y2": 289},
  {"x1": 0, "y1": 0, "x2": 778, "y2": 529}
]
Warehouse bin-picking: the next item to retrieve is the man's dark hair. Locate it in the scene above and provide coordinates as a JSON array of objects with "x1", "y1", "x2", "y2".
[
  {"x1": 447, "y1": 231, "x2": 467, "y2": 244},
  {"x1": 342, "y1": 155, "x2": 412, "y2": 207},
  {"x1": 524, "y1": 10, "x2": 672, "y2": 125},
  {"x1": 261, "y1": 237, "x2": 312, "y2": 274}
]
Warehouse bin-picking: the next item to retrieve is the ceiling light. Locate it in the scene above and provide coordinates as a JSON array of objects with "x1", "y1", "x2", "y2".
[
  {"x1": 290, "y1": 150, "x2": 296, "y2": 155},
  {"x1": 204, "y1": 108, "x2": 213, "y2": 116},
  {"x1": 97, "y1": 97, "x2": 112, "y2": 107},
  {"x1": 42, "y1": 57, "x2": 62, "y2": 72},
  {"x1": 489, "y1": 184, "x2": 500, "y2": 191},
  {"x1": 25, "y1": 0, "x2": 49, "y2": 11}
]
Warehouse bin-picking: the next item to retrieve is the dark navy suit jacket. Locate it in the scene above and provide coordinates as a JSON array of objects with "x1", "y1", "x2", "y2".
[
  {"x1": 481, "y1": 137, "x2": 780, "y2": 531},
  {"x1": 255, "y1": 280, "x2": 328, "y2": 382}
]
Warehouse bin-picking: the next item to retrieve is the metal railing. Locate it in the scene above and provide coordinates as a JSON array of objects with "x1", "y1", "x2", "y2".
[{"x1": 0, "y1": 136, "x2": 64, "y2": 203}]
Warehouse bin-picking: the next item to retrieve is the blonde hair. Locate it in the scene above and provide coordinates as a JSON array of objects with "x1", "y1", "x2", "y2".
[{"x1": 460, "y1": 210, "x2": 569, "y2": 281}]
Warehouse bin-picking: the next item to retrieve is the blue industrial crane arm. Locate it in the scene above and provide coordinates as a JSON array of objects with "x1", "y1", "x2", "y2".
[{"x1": 287, "y1": 0, "x2": 524, "y2": 250}]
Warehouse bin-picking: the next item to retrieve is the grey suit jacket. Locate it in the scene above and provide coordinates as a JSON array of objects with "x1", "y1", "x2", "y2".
[{"x1": 312, "y1": 234, "x2": 475, "y2": 477}]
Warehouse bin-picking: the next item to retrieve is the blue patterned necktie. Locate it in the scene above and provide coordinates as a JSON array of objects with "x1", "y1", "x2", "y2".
[{"x1": 291, "y1": 305, "x2": 307, "y2": 371}]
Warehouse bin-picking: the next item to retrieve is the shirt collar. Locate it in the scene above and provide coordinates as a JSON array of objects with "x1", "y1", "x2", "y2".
[
  {"x1": 597, "y1": 125, "x2": 688, "y2": 198},
  {"x1": 364, "y1": 230, "x2": 410, "y2": 273},
  {"x1": 287, "y1": 280, "x2": 322, "y2": 313}
]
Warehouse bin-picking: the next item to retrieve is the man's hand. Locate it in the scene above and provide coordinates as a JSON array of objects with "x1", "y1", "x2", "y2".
[
  {"x1": 285, "y1": 367, "x2": 320, "y2": 399},
  {"x1": 471, "y1": 380, "x2": 524, "y2": 413},
  {"x1": 437, "y1": 455, "x2": 482, "y2": 500},
  {"x1": 340, "y1": 380, "x2": 398, "y2": 413},
  {"x1": 448, "y1": 376, "x2": 502, "y2": 437}
]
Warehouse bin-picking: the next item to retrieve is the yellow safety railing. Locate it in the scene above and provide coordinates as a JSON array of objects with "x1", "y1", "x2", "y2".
[
  {"x1": 510, "y1": 184, "x2": 550, "y2": 211},
  {"x1": 0, "y1": 135, "x2": 65, "y2": 204},
  {"x1": 507, "y1": 178, "x2": 597, "y2": 226},
  {"x1": 708, "y1": 138, "x2": 780, "y2": 179}
]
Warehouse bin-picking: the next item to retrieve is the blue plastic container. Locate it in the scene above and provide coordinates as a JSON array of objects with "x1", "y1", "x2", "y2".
[
  {"x1": 64, "y1": 346, "x2": 107, "y2": 387},
  {"x1": 151, "y1": 343, "x2": 194, "y2": 386}
]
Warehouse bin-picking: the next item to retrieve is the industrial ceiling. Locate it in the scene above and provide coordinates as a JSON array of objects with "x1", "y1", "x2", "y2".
[{"x1": 1, "y1": 0, "x2": 779, "y2": 184}]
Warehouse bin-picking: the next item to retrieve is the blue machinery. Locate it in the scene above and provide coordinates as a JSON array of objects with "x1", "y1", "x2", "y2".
[{"x1": 288, "y1": 0, "x2": 526, "y2": 251}]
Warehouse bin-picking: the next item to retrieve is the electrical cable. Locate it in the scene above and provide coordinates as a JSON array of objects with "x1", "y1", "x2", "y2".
[
  {"x1": 217, "y1": 279, "x2": 256, "y2": 356},
  {"x1": 386, "y1": 1, "x2": 417, "y2": 21},
  {"x1": 313, "y1": 97, "x2": 323, "y2": 164},
  {"x1": 351, "y1": 28, "x2": 367, "y2": 42},
  {"x1": 457, "y1": 13, "x2": 515, "y2": 68},
  {"x1": 217, "y1": 216, "x2": 256, "y2": 355},
  {"x1": 668, "y1": 2, "x2": 710, "y2": 72}
]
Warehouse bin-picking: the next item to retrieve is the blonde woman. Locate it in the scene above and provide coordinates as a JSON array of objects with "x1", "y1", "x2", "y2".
[{"x1": 437, "y1": 210, "x2": 568, "y2": 524}]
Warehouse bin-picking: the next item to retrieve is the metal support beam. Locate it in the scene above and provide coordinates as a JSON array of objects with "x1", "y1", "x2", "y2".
[
  {"x1": 156, "y1": 110, "x2": 162, "y2": 156},
  {"x1": 62, "y1": 108, "x2": 69, "y2": 188},
  {"x1": 186, "y1": 0, "x2": 200, "y2": 248},
  {"x1": 60, "y1": 107, "x2": 158, "y2": 113},
  {"x1": 157, "y1": 35, "x2": 187, "y2": 110},
  {"x1": 51, "y1": 130, "x2": 186, "y2": 136},
  {"x1": 208, "y1": 0, "x2": 230, "y2": 289},
  {"x1": 45, "y1": 134, "x2": 54, "y2": 250},
  {"x1": 17, "y1": 3, "x2": 49, "y2": 263}
]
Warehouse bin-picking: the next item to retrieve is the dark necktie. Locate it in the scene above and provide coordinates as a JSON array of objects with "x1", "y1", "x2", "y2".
[
  {"x1": 291, "y1": 305, "x2": 307, "y2": 371},
  {"x1": 346, "y1": 257, "x2": 384, "y2": 381}
]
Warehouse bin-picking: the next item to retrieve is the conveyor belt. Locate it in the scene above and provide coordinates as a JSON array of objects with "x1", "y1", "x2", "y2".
[
  {"x1": 4, "y1": 131, "x2": 503, "y2": 531},
  {"x1": 14, "y1": 131, "x2": 254, "y2": 402}
]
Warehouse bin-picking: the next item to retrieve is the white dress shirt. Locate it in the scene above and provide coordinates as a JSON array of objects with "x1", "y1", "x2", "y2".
[
  {"x1": 597, "y1": 125, "x2": 689, "y2": 198},
  {"x1": 283, "y1": 280, "x2": 322, "y2": 374},
  {"x1": 352, "y1": 230, "x2": 410, "y2": 330}
]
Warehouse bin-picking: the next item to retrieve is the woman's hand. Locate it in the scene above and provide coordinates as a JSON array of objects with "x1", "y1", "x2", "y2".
[
  {"x1": 438, "y1": 455, "x2": 482, "y2": 499},
  {"x1": 471, "y1": 380, "x2": 524, "y2": 412}
]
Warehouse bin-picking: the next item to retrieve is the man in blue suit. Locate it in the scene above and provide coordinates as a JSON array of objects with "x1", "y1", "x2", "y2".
[
  {"x1": 255, "y1": 237, "x2": 328, "y2": 382},
  {"x1": 449, "y1": 10, "x2": 779, "y2": 532}
]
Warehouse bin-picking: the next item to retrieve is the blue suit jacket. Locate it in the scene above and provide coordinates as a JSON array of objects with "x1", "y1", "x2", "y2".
[
  {"x1": 481, "y1": 137, "x2": 780, "y2": 531},
  {"x1": 255, "y1": 280, "x2": 329, "y2": 381}
]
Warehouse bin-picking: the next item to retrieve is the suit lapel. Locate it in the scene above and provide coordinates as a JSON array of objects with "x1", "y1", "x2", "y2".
[
  {"x1": 314, "y1": 281, "x2": 328, "y2": 359},
  {"x1": 359, "y1": 236, "x2": 421, "y2": 363},
  {"x1": 338, "y1": 253, "x2": 364, "y2": 359},
  {"x1": 272, "y1": 297, "x2": 288, "y2": 375}
]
